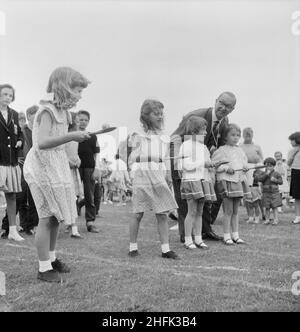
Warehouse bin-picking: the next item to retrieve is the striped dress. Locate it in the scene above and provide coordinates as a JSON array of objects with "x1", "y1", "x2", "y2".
[{"x1": 129, "y1": 131, "x2": 178, "y2": 214}]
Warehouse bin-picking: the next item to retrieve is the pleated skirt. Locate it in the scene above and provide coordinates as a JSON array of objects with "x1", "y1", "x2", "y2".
[
  {"x1": 0, "y1": 165, "x2": 22, "y2": 193},
  {"x1": 181, "y1": 179, "x2": 217, "y2": 202}
]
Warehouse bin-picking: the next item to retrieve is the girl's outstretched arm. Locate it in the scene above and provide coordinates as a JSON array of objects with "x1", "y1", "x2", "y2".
[{"x1": 38, "y1": 111, "x2": 90, "y2": 150}]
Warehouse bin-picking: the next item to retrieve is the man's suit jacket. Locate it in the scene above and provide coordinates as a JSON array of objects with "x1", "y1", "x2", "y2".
[{"x1": 172, "y1": 107, "x2": 229, "y2": 150}]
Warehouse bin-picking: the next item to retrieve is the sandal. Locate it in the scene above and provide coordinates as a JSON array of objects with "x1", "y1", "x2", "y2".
[
  {"x1": 195, "y1": 242, "x2": 209, "y2": 250},
  {"x1": 184, "y1": 242, "x2": 196, "y2": 249},
  {"x1": 232, "y1": 238, "x2": 246, "y2": 245},
  {"x1": 223, "y1": 238, "x2": 234, "y2": 245}
]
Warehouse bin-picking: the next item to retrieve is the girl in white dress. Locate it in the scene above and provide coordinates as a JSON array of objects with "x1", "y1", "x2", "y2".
[{"x1": 24, "y1": 67, "x2": 91, "y2": 283}]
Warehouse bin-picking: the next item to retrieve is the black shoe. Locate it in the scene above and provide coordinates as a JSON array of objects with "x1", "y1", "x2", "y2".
[
  {"x1": 202, "y1": 231, "x2": 222, "y2": 241},
  {"x1": 37, "y1": 270, "x2": 63, "y2": 283},
  {"x1": 168, "y1": 212, "x2": 178, "y2": 221},
  {"x1": 51, "y1": 259, "x2": 70, "y2": 273},
  {"x1": 180, "y1": 235, "x2": 185, "y2": 243},
  {"x1": 162, "y1": 250, "x2": 180, "y2": 260},
  {"x1": 128, "y1": 250, "x2": 139, "y2": 257},
  {"x1": 25, "y1": 229, "x2": 35, "y2": 236},
  {"x1": 87, "y1": 224, "x2": 99, "y2": 233}
]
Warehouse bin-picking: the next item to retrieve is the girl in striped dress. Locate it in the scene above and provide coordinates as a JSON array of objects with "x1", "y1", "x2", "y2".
[
  {"x1": 178, "y1": 116, "x2": 217, "y2": 250},
  {"x1": 212, "y1": 124, "x2": 251, "y2": 245},
  {"x1": 128, "y1": 99, "x2": 179, "y2": 259}
]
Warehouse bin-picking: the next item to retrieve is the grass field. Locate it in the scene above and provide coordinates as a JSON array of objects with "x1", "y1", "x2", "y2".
[{"x1": 0, "y1": 202, "x2": 300, "y2": 312}]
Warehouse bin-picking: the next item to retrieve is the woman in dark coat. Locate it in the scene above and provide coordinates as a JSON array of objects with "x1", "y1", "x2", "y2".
[{"x1": 0, "y1": 84, "x2": 24, "y2": 241}]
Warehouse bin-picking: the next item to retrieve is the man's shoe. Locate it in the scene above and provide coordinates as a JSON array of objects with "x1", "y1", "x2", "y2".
[
  {"x1": 87, "y1": 224, "x2": 99, "y2": 233},
  {"x1": 37, "y1": 270, "x2": 63, "y2": 283},
  {"x1": 203, "y1": 231, "x2": 222, "y2": 241},
  {"x1": 168, "y1": 212, "x2": 178, "y2": 221},
  {"x1": 51, "y1": 259, "x2": 70, "y2": 273},
  {"x1": 128, "y1": 250, "x2": 139, "y2": 257},
  {"x1": 161, "y1": 250, "x2": 180, "y2": 260}
]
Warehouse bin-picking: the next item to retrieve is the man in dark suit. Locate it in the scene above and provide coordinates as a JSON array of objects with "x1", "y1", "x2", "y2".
[{"x1": 171, "y1": 92, "x2": 236, "y2": 242}]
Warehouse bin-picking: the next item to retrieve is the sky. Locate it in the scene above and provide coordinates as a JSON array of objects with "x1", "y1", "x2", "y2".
[{"x1": 0, "y1": 0, "x2": 300, "y2": 160}]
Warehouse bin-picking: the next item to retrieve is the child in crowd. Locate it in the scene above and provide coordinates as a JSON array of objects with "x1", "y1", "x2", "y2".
[
  {"x1": 240, "y1": 127, "x2": 265, "y2": 222},
  {"x1": 65, "y1": 112, "x2": 84, "y2": 238},
  {"x1": 128, "y1": 99, "x2": 179, "y2": 259},
  {"x1": 287, "y1": 132, "x2": 300, "y2": 224},
  {"x1": 23, "y1": 67, "x2": 91, "y2": 283},
  {"x1": 98, "y1": 158, "x2": 112, "y2": 204},
  {"x1": 109, "y1": 154, "x2": 131, "y2": 206},
  {"x1": 178, "y1": 116, "x2": 217, "y2": 250},
  {"x1": 0, "y1": 84, "x2": 24, "y2": 241},
  {"x1": 257, "y1": 157, "x2": 283, "y2": 225},
  {"x1": 245, "y1": 168, "x2": 262, "y2": 224},
  {"x1": 274, "y1": 151, "x2": 290, "y2": 210},
  {"x1": 212, "y1": 124, "x2": 251, "y2": 245}
]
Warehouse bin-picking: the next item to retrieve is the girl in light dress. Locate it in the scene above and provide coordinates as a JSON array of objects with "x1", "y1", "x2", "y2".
[
  {"x1": 128, "y1": 99, "x2": 179, "y2": 259},
  {"x1": 212, "y1": 124, "x2": 251, "y2": 245},
  {"x1": 23, "y1": 67, "x2": 91, "y2": 283},
  {"x1": 178, "y1": 116, "x2": 217, "y2": 250}
]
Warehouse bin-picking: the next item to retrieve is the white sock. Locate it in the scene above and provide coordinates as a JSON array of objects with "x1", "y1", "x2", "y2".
[
  {"x1": 49, "y1": 251, "x2": 56, "y2": 263},
  {"x1": 224, "y1": 233, "x2": 231, "y2": 241},
  {"x1": 72, "y1": 226, "x2": 79, "y2": 234},
  {"x1": 296, "y1": 216, "x2": 300, "y2": 221},
  {"x1": 9, "y1": 225, "x2": 17, "y2": 234},
  {"x1": 129, "y1": 243, "x2": 138, "y2": 252},
  {"x1": 232, "y1": 232, "x2": 239, "y2": 240},
  {"x1": 39, "y1": 260, "x2": 53, "y2": 273},
  {"x1": 161, "y1": 243, "x2": 170, "y2": 253},
  {"x1": 248, "y1": 217, "x2": 254, "y2": 221},
  {"x1": 194, "y1": 235, "x2": 202, "y2": 245},
  {"x1": 185, "y1": 236, "x2": 193, "y2": 245}
]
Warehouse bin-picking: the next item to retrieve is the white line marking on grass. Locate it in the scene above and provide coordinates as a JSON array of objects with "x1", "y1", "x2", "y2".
[{"x1": 2, "y1": 243, "x2": 293, "y2": 295}]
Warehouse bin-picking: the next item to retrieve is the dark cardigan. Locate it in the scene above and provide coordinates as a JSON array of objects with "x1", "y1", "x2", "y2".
[{"x1": 0, "y1": 106, "x2": 24, "y2": 166}]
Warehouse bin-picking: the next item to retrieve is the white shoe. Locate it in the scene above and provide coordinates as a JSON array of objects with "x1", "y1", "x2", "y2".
[
  {"x1": 170, "y1": 224, "x2": 179, "y2": 231},
  {"x1": 8, "y1": 232, "x2": 25, "y2": 241},
  {"x1": 246, "y1": 218, "x2": 254, "y2": 224},
  {"x1": 103, "y1": 201, "x2": 107, "y2": 205},
  {"x1": 292, "y1": 219, "x2": 300, "y2": 224},
  {"x1": 254, "y1": 217, "x2": 260, "y2": 224},
  {"x1": 278, "y1": 207, "x2": 283, "y2": 213}
]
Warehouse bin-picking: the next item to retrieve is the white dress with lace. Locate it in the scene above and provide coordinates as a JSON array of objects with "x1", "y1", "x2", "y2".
[{"x1": 23, "y1": 101, "x2": 76, "y2": 224}]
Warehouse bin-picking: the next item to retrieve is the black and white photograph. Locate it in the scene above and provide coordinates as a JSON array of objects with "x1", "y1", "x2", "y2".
[{"x1": 0, "y1": 0, "x2": 300, "y2": 314}]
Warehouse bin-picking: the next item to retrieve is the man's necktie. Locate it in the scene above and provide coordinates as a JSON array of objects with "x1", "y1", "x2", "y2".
[{"x1": 212, "y1": 120, "x2": 220, "y2": 136}]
